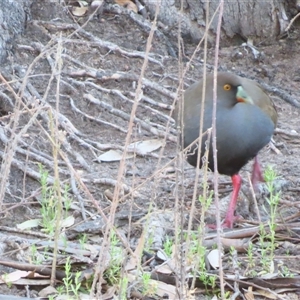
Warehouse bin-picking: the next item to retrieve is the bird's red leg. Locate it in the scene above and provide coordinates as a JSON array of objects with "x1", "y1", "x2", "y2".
[
  {"x1": 251, "y1": 156, "x2": 265, "y2": 188},
  {"x1": 222, "y1": 174, "x2": 242, "y2": 228}
]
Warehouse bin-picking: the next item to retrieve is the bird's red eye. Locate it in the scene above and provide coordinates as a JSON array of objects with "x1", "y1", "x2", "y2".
[{"x1": 223, "y1": 84, "x2": 231, "y2": 91}]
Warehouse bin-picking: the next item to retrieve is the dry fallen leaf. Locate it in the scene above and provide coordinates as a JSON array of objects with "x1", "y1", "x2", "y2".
[
  {"x1": 253, "y1": 289, "x2": 278, "y2": 299},
  {"x1": 207, "y1": 249, "x2": 221, "y2": 269},
  {"x1": 96, "y1": 149, "x2": 133, "y2": 162},
  {"x1": 61, "y1": 215, "x2": 75, "y2": 228},
  {"x1": 96, "y1": 139, "x2": 163, "y2": 162},
  {"x1": 0, "y1": 270, "x2": 31, "y2": 284},
  {"x1": 17, "y1": 219, "x2": 41, "y2": 230},
  {"x1": 244, "y1": 286, "x2": 255, "y2": 300},
  {"x1": 155, "y1": 280, "x2": 177, "y2": 300},
  {"x1": 71, "y1": 0, "x2": 89, "y2": 16},
  {"x1": 72, "y1": 6, "x2": 88, "y2": 16},
  {"x1": 114, "y1": 0, "x2": 138, "y2": 13},
  {"x1": 128, "y1": 139, "x2": 163, "y2": 154},
  {"x1": 155, "y1": 262, "x2": 174, "y2": 275}
]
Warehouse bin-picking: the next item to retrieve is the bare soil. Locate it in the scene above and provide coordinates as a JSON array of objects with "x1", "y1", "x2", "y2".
[{"x1": 0, "y1": 0, "x2": 300, "y2": 299}]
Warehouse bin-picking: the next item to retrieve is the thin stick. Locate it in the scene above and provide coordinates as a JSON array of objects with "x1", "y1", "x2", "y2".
[
  {"x1": 212, "y1": 1, "x2": 225, "y2": 298},
  {"x1": 248, "y1": 173, "x2": 262, "y2": 224},
  {"x1": 91, "y1": 1, "x2": 162, "y2": 297},
  {"x1": 285, "y1": 12, "x2": 300, "y2": 32}
]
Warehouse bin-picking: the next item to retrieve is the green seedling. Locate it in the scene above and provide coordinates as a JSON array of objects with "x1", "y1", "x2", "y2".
[
  {"x1": 163, "y1": 236, "x2": 173, "y2": 258},
  {"x1": 141, "y1": 272, "x2": 157, "y2": 296}
]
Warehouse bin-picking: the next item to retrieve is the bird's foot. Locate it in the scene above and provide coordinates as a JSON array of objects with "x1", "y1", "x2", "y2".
[
  {"x1": 221, "y1": 214, "x2": 241, "y2": 228},
  {"x1": 207, "y1": 215, "x2": 240, "y2": 229},
  {"x1": 208, "y1": 174, "x2": 242, "y2": 230}
]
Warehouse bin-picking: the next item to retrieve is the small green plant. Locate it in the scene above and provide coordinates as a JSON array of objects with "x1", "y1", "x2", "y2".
[
  {"x1": 3, "y1": 274, "x2": 12, "y2": 288},
  {"x1": 245, "y1": 242, "x2": 258, "y2": 277},
  {"x1": 62, "y1": 256, "x2": 82, "y2": 299},
  {"x1": 218, "y1": 290, "x2": 232, "y2": 299},
  {"x1": 247, "y1": 269, "x2": 258, "y2": 277},
  {"x1": 246, "y1": 241, "x2": 255, "y2": 268},
  {"x1": 141, "y1": 272, "x2": 157, "y2": 296},
  {"x1": 185, "y1": 227, "x2": 217, "y2": 292},
  {"x1": 185, "y1": 231, "x2": 199, "y2": 263},
  {"x1": 56, "y1": 285, "x2": 64, "y2": 294},
  {"x1": 144, "y1": 230, "x2": 154, "y2": 252},
  {"x1": 38, "y1": 164, "x2": 72, "y2": 235},
  {"x1": 29, "y1": 244, "x2": 48, "y2": 265},
  {"x1": 119, "y1": 276, "x2": 129, "y2": 299},
  {"x1": 197, "y1": 244, "x2": 217, "y2": 292},
  {"x1": 63, "y1": 256, "x2": 73, "y2": 297},
  {"x1": 258, "y1": 166, "x2": 281, "y2": 272},
  {"x1": 163, "y1": 236, "x2": 173, "y2": 257},
  {"x1": 103, "y1": 231, "x2": 123, "y2": 285},
  {"x1": 39, "y1": 164, "x2": 56, "y2": 234},
  {"x1": 229, "y1": 246, "x2": 241, "y2": 268},
  {"x1": 30, "y1": 244, "x2": 39, "y2": 264},
  {"x1": 229, "y1": 246, "x2": 235, "y2": 256},
  {"x1": 258, "y1": 223, "x2": 271, "y2": 270},
  {"x1": 279, "y1": 265, "x2": 294, "y2": 278},
  {"x1": 79, "y1": 234, "x2": 87, "y2": 250},
  {"x1": 198, "y1": 245, "x2": 207, "y2": 274},
  {"x1": 63, "y1": 184, "x2": 72, "y2": 212},
  {"x1": 264, "y1": 166, "x2": 280, "y2": 263},
  {"x1": 198, "y1": 190, "x2": 213, "y2": 212},
  {"x1": 198, "y1": 189, "x2": 214, "y2": 236},
  {"x1": 70, "y1": 271, "x2": 82, "y2": 296},
  {"x1": 189, "y1": 179, "x2": 216, "y2": 293}
]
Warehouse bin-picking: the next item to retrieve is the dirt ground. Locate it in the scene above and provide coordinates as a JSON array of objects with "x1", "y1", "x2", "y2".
[{"x1": 0, "y1": 0, "x2": 300, "y2": 299}]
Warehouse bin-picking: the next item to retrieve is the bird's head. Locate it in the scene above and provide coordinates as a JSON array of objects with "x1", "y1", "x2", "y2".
[{"x1": 214, "y1": 72, "x2": 254, "y2": 107}]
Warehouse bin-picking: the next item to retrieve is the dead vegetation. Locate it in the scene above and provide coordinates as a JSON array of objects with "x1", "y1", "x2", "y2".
[{"x1": 0, "y1": 0, "x2": 300, "y2": 299}]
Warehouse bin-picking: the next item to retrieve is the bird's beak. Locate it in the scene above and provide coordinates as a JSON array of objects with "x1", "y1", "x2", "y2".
[{"x1": 236, "y1": 86, "x2": 254, "y2": 104}]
